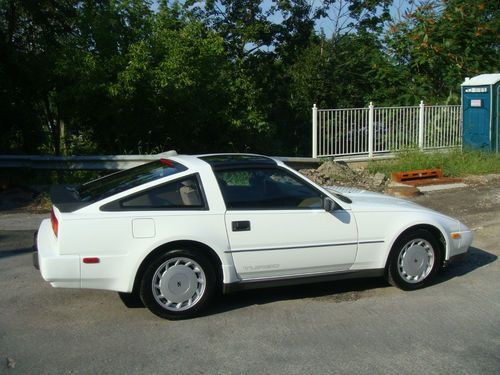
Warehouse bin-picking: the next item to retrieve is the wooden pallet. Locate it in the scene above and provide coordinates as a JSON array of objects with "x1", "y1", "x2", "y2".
[
  {"x1": 391, "y1": 168, "x2": 462, "y2": 187},
  {"x1": 391, "y1": 168, "x2": 443, "y2": 182}
]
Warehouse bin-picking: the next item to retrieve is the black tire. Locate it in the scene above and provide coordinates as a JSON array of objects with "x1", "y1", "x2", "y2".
[
  {"x1": 139, "y1": 249, "x2": 216, "y2": 320},
  {"x1": 118, "y1": 291, "x2": 144, "y2": 308},
  {"x1": 386, "y1": 228, "x2": 442, "y2": 290}
]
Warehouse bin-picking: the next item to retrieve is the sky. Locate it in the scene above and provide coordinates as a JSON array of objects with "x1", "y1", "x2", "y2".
[
  {"x1": 151, "y1": 0, "x2": 414, "y2": 37},
  {"x1": 315, "y1": 0, "x2": 413, "y2": 36}
]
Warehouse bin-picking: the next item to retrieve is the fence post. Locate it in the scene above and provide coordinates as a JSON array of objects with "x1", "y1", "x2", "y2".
[
  {"x1": 312, "y1": 104, "x2": 318, "y2": 158},
  {"x1": 368, "y1": 102, "x2": 374, "y2": 158},
  {"x1": 418, "y1": 100, "x2": 425, "y2": 149}
]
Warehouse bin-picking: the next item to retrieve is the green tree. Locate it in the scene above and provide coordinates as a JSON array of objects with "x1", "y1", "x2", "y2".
[
  {"x1": 387, "y1": 0, "x2": 500, "y2": 103},
  {"x1": 273, "y1": 0, "x2": 394, "y2": 155},
  {"x1": 0, "y1": 0, "x2": 79, "y2": 154}
]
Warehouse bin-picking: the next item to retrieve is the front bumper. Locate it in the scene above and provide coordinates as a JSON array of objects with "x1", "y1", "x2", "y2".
[{"x1": 446, "y1": 227, "x2": 473, "y2": 264}]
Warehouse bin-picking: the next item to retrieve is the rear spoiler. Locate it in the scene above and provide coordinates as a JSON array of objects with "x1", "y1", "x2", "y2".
[{"x1": 50, "y1": 185, "x2": 93, "y2": 213}]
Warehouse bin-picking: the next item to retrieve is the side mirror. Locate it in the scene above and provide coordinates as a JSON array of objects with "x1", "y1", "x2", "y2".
[{"x1": 323, "y1": 197, "x2": 337, "y2": 212}]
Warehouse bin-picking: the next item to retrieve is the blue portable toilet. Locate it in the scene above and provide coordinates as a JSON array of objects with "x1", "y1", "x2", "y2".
[{"x1": 461, "y1": 73, "x2": 500, "y2": 152}]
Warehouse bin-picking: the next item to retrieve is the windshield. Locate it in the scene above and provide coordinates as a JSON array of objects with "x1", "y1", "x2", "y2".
[{"x1": 76, "y1": 159, "x2": 187, "y2": 202}]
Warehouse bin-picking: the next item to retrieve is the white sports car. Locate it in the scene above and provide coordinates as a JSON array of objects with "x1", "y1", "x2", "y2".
[{"x1": 34, "y1": 154, "x2": 472, "y2": 319}]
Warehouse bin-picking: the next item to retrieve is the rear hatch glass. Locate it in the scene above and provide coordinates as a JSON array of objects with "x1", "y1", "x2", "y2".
[{"x1": 52, "y1": 159, "x2": 187, "y2": 212}]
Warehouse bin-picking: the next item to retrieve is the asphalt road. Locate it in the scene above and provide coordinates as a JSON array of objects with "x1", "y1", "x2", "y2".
[{"x1": 1, "y1": 182, "x2": 499, "y2": 374}]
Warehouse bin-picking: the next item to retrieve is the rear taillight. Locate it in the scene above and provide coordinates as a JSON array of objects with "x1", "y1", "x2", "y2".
[{"x1": 51, "y1": 209, "x2": 59, "y2": 238}]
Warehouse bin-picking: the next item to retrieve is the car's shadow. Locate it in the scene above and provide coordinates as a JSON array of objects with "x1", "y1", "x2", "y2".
[
  {"x1": 209, "y1": 277, "x2": 388, "y2": 316},
  {"x1": 433, "y1": 246, "x2": 497, "y2": 283},
  {"x1": 120, "y1": 246, "x2": 497, "y2": 317},
  {"x1": 0, "y1": 246, "x2": 33, "y2": 259},
  {"x1": 207, "y1": 247, "x2": 496, "y2": 316},
  {"x1": 0, "y1": 230, "x2": 35, "y2": 260}
]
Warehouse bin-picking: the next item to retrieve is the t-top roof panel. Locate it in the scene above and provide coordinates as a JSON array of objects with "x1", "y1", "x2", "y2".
[{"x1": 198, "y1": 154, "x2": 277, "y2": 169}]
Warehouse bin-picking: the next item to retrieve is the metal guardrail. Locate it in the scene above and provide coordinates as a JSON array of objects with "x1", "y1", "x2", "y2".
[
  {"x1": 0, "y1": 152, "x2": 321, "y2": 171},
  {"x1": 0, "y1": 154, "x2": 172, "y2": 170}
]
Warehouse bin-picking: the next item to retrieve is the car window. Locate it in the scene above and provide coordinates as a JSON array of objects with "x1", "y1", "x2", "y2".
[
  {"x1": 77, "y1": 159, "x2": 186, "y2": 202},
  {"x1": 215, "y1": 168, "x2": 323, "y2": 210},
  {"x1": 119, "y1": 176, "x2": 205, "y2": 209}
]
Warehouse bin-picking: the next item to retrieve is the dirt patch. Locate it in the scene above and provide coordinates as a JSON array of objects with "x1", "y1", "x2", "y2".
[
  {"x1": 299, "y1": 161, "x2": 388, "y2": 191},
  {"x1": 463, "y1": 173, "x2": 500, "y2": 186},
  {"x1": 299, "y1": 161, "x2": 500, "y2": 195}
]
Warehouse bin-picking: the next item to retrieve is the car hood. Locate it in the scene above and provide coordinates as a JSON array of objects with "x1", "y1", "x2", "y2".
[{"x1": 324, "y1": 186, "x2": 433, "y2": 213}]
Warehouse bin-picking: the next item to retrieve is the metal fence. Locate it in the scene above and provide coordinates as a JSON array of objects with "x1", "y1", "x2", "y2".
[{"x1": 312, "y1": 102, "x2": 462, "y2": 158}]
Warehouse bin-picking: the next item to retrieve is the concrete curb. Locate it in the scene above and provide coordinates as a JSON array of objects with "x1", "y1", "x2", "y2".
[{"x1": 418, "y1": 183, "x2": 468, "y2": 192}]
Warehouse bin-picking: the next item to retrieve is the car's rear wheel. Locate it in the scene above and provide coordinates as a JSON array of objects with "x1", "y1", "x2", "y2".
[
  {"x1": 140, "y1": 249, "x2": 215, "y2": 319},
  {"x1": 386, "y1": 228, "x2": 442, "y2": 290}
]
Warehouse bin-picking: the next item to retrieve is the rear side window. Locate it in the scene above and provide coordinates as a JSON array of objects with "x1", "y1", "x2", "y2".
[
  {"x1": 122, "y1": 176, "x2": 204, "y2": 209},
  {"x1": 100, "y1": 175, "x2": 207, "y2": 211},
  {"x1": 77, "y1": 159, "x2": 186, "y2": 202},
  {"x1": 215, "y1": 168, "x2": 323, "y2": 209}
]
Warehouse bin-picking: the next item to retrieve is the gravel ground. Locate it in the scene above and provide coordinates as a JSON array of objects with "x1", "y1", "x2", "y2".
[{"x1": 0, "y1": 181, "x2": 499, "y2": 374}]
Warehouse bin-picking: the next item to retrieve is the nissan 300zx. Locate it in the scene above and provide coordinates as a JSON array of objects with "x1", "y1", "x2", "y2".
[{"x1": 34, "y1": 154, "x2": 472, "y2": 319}]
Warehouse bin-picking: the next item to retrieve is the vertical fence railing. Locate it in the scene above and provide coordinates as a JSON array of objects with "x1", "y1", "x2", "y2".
[
  {"x1": 312, "y1": 104, "x2": 318, "y2": 158},
  {"x1": 423, "y1": 104, "x2": 462, "y2": 149},
  {"x1": 373, "y1": 104, "x2": 420, "y2": 153},
  {"x1": 313, "y1": 102, "x2": 462, "y2": 158}
]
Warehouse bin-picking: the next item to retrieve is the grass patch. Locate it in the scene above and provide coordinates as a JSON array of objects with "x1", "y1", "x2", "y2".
[{"x1": 367, "y1": 149, "x2": 500, "y2": 177}]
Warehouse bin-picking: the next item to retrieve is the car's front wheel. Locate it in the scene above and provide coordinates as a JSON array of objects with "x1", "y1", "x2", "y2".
[
  {"x1": 386, "y1": 229, "x2": 442, "y2": 290},
  {"x1": 140, "y1": 249, "x2": 215, "y2": 319}
]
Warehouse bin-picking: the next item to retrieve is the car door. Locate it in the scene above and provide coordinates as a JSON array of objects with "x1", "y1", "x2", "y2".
[{"x1": 215, "y1": 167, "x2": 358, "y2": 280}]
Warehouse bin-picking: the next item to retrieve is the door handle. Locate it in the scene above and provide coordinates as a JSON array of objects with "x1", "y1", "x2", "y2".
[{"x1": 232, "y1": 221, "x2": 251, "y2": 232}]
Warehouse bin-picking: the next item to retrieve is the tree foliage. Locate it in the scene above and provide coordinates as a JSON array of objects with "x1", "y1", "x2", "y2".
[
  {"x1": 0, "y1": 0, "x2": 498, "y2": 156},
  {"x1": 387, "y1": 0, "x2": 499, "y2": 104}
]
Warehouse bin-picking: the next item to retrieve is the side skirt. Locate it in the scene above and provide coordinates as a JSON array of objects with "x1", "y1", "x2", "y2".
[{"x1": 222, "y1": 269, "x2": 385, "y2": 294}]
